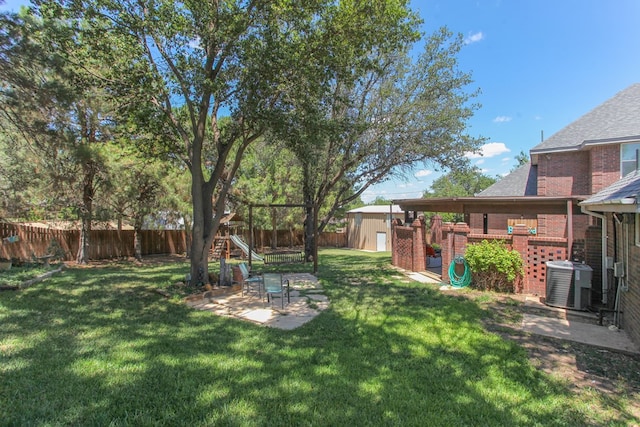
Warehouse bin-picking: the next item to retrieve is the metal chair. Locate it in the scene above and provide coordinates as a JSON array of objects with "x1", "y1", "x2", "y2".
[
  {"x1": 239, "y1": 263, "x2": 263, "y2": 298},
  {"x1": 262, "y1": 273, "x2": 290, "y2": 309}
]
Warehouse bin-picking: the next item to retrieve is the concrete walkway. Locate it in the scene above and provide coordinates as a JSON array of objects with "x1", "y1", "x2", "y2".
[
  {"x1": 185, "y1": 273, "x2": 328, "y2": 330},
  {"x1": 408, "y1": 271, "x2": 640, "y2": 355},
  {"x1": 522, "y1": 297, "x2": 640, "y2": 354}
]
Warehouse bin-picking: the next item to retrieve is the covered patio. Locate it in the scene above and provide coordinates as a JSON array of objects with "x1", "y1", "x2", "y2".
[{"x1": 391, "y1": 195, "x2": 598, "y2": 296}]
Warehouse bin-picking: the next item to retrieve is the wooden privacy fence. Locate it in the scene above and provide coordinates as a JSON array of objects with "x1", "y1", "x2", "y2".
[
  {"x1": 0, "y1": 222, "x2": 187, "y2": 261},
  {"x1": 242, "y1": 229, "x2": 346, "y2": 249},
  {"x1": 0, "y1": 222, "x2": 346, "y2": 262}
]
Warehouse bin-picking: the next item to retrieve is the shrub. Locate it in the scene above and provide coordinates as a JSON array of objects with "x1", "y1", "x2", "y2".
[{"x1": 464, "y1": 240, "x2": 524, "y2": 293}]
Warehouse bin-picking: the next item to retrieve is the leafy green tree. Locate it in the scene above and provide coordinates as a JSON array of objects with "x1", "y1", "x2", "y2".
[
  {"x1": 371, "y1": 197, "x2": 392, "y2": 206},
  {"x1": 272, "y1": 27, "x2": 483, "y2": 259},
  {"x1": 230, "y1": 138, "x2": 304, "y2": 248},
  {"x1": 104, "y1": 144, "x2": 170, "y2": 260},
  {"x1": 512, "y1": 150, "x2": 530, "y2": 171},
  {"x1": 423, "y1": 165, "x2": 497, "y2": 222},
  {"x1": 45, "y1": 0, "x2": 423, "y2": 282},
  {"x1": 0, "y1": 9, "x2": 113, "y2": 263}
]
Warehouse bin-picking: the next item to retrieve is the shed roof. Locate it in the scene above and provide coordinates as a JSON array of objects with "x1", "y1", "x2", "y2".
[
  {"x1": 347, "y1": 205, "x2": 403, "y2": 214},
  {"x1": 530, "y1": 83, "x2": 640, "y2": 159}
]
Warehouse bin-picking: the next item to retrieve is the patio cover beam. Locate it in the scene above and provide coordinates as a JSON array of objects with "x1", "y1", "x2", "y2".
[{"x1": 393, "y1": 196, "x2": 588, "y2": 215}]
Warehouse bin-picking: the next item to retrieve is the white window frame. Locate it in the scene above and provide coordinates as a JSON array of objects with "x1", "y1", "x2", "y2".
[{"x1": 620, "y1": 142, "x2": 640, "y2": 177}]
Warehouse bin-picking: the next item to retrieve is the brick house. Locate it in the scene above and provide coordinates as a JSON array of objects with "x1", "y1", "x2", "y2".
[
  {"x1": 392, "y1": 83, "x2": 640, "y2": 347},
  {"x1": 580, "y1": 169, "x2": 640, "y2": 349}
]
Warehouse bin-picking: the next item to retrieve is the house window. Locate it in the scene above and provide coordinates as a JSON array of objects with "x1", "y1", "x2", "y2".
[{"x1": 620, "y1": 142, "x2": 640, "y2": 177}]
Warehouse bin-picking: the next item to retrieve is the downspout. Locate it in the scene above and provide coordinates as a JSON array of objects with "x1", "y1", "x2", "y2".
[{"x1": 580, "y1": 206, "x2": 608, "y2": 304}]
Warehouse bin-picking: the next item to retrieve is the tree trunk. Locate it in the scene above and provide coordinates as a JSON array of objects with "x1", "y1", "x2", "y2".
[
  {"x1": 303, "y1": 197, "x2": 314, "y2": 262},
  {"x1": 76, "y1": 210, "x2": 90, "y2": 264},
  {"x1": 301, "y1": 164, "x2": 315, "y2": 262},
  {"x1": 76, "y1": 160, "x2": 96, "y2": 264},
  {"x1": 189, "y1": 171, "x2": 217, "y2": 286},
  {"x1": 133, "y1": 216, "x2": 143, "y2": 261},
  {"x1": 271, "y1": 208, "x2": 277, "y2": 250}
]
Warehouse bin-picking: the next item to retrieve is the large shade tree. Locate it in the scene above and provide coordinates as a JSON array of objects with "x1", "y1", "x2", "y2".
[
  {"x1": 270, "y1": 28, "x2": 484, "y2": 259},
  {"x1": 43, "y1": 0, "x2": 420, "y2": 283}
]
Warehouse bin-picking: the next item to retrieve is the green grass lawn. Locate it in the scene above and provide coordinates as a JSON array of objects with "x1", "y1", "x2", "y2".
[{"x1": 0, "y1": 250, "x2": 635, "y2": 425}]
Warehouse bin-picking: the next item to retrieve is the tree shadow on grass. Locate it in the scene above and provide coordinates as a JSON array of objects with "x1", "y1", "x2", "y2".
[{"x1": 0, "y1": 251, "x2": 633, "y2": 425}]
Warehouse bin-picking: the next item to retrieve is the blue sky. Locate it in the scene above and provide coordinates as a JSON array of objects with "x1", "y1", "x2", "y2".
[
  {"x1": 362, "y1": 0, "x2": 640, "y2": 202},
  {"x1": 3, "y1": 0, "x2": 640, "y2": 203}
]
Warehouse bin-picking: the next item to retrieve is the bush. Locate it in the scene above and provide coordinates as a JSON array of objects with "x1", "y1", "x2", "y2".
[{"x1": 464, "y1": 240, "x2": 524, "y2": 293}]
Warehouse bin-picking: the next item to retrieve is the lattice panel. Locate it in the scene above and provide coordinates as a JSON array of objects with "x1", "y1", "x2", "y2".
[{"x1": 527, "y1": 244, "x2": 568, "y2": 294}]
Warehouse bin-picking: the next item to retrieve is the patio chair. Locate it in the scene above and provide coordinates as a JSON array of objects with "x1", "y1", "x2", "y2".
[
  {"x1": 239, "y1": 263, "x2": 263, "y2": 298},
  {"x1": 262, "y1": 273, "x2": 290, "y2": 309}
]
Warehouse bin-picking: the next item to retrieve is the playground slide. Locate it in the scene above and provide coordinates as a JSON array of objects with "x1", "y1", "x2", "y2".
[{"x1": 230, "y1": 234, "x2": 264, "y2": 261}]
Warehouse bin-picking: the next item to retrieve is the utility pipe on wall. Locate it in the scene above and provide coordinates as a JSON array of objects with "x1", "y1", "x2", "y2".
[{"x1": 580, "y1": 207, "x2": 608, "y2": 304}]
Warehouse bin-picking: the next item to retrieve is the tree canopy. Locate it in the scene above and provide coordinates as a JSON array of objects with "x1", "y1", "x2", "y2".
[
  {"x1": 422, "y1": 165, "x2": 497, "y2": 222},
  {"x1": 1, "y1": 1, "x2": 484, "y2": 280}
]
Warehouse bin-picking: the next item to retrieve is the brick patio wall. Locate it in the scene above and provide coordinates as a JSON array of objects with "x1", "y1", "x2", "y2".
[{"x1": 393, "y1": 221, "x2": 576, "y2": 296}]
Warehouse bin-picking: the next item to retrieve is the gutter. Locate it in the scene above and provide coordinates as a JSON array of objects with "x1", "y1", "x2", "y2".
[{"x1": 580, "y1": 206, "x2": 609, "y2": 304}]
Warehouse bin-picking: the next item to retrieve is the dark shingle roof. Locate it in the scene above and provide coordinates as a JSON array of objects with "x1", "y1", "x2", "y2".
[
  {"x1": 531, "y1": 83, "x2": 640, "y2": 154},
  {"x1": 477, "y1": 163, "x2": 537, "y2": 197},
  {"x1": 581, "y1": 169, "x2": 640, "y2": 206}
]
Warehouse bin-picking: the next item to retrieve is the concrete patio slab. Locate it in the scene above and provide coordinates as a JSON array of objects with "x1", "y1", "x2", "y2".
[{"x1": 185, "y1": 272, "x2": 328, "y2": 330}]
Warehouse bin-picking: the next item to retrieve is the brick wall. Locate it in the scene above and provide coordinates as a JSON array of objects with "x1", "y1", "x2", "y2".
[
  {"x1": 623, "y1": 236, "x2": 640, "y2": 348},
  {"x1": 431, "y1": 222, "x2": 569, "y2": 295},
  {"x1": 469, "y1": 213, "x2": 538, "y2": 235},
  {"x1": 605, "y1": 212, "x2": 640, "y2": 349},
  {"x1": 590, "y1": 145, "x2": 621, "y2": 194},
  {"x1": 538, "y1": 151, "x2": 590, "y2": 196},
  {"x1": 392, "y1": 221, "x2": 426, "y2": 272}
]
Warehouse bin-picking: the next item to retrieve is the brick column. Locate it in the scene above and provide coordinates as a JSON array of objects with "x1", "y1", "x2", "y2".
[
  {"x1": 453, "y1": 222, "x2": 470, "y2": 257},
  {"x1": 511, "y1": 224, "x2": 530, "y2": 294},
  {"x1": 391, "y1": 222, "x2": 397, "y2": 267},
  {"x1": 441, "y1": 223, "x2": 454, "y2": 282},
  {"x1": 412, "y1": 218, "x2": 426, "y2": 272}
]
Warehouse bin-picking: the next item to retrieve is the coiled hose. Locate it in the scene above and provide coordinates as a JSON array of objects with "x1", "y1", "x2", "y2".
[{"x1": 449, "y1": 255, "x2": 471, "y2": 288}]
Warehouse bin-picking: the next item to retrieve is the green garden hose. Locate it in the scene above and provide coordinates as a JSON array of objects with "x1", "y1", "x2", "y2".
[{"x1": 449, "y1": 255, "x2": 471, "y2": 288}]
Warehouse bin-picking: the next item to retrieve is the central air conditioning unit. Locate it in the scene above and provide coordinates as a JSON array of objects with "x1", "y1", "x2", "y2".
[{"x1": 545, "y1": 260, "x2": 593, "y2": 310}]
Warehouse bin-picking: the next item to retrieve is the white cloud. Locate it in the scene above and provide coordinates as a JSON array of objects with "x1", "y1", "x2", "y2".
[
  {"x1": 475, "y1": 159, "x2": 485, "y2": 165},
  {"x1": 493, "y1": 115, "x2": 512, "y2": 123},
  {"x1": 414, "y1": 169, "x2": 433, "y2": 178},
  {"x1": 465, "y1": 142, "x2": 510, "y2": 159},
  {"x1": 464, "y1": 31, "x2": 484, "y2": 44}
]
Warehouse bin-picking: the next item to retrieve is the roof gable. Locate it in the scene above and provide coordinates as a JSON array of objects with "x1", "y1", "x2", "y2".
[
  {"x1": 477, "y1": 163, "x2": 537, "y2": 197},
  {"x1": 531, "y1": 83, "x2": 640, "y2": 154}
]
